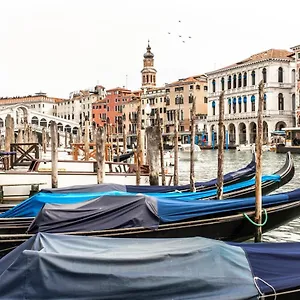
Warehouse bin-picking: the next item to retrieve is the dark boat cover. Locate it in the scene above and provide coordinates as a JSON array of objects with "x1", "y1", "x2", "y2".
[
  {"x1": 0, "y1": 175, "x2": 280, "y2": 218},
  {"x1": 28, "y1": 194, "x2": 159, "y2": 233},
  {"x1": 27, "y1": 188, "x2": 300, "y2": 233},
  {"x1": 0, "y1": 233, "x2": 259, "y2": 300},
  {"x1": 2, "y1": 233, "x2": 300, "y2": 299}
]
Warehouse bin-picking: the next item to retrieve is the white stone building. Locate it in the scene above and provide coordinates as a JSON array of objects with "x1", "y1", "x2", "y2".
[
  {"x1": 57, "y1": 85, "x2": 106, "y2": 125},
  {"x1": 206, "y1": 49, "x2": 296, "y2": 146}
]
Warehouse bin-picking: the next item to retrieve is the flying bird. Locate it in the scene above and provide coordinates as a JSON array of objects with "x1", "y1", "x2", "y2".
[
  {"x1": 189, "y1": 36, "x2": 192, "y2": 38},
  {"x1": 179, "y1": 20, "x2": 181, "y2": 22},
  {"x1": 179, "y1": 35, "x2": 182, "y2": 37}
]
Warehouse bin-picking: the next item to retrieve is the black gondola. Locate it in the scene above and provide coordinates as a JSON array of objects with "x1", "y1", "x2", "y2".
[{"x1": 1, "y1": 186, "x2": 300, "y2": 258}]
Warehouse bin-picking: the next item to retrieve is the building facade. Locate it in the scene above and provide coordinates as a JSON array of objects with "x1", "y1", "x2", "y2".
[
  {"x1": 57, "y1": 85, "x2": 105, "y2": 125},
  {"x1": 206, "y1": 49, "x2": 296, "y2": 146}
]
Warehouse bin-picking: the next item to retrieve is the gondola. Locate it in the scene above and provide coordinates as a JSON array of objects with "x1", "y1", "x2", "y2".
[
  {"x1": 2, "y1": 187, "x2": 300, "y2": 258},
  {"x1": 1, "y1": 233, "x2": 300, "y2": 300},
  {"x1": 112, "y1": 151, "x2": 134, "y2": 162},
  {"x1": 0, "y1": 152, "x2": 293, "y2": 220}
]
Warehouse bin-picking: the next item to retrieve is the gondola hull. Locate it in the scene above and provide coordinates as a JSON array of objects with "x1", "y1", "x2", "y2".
[{"x1": 1, "y1": 200, "x2": 300, "y2": 259}]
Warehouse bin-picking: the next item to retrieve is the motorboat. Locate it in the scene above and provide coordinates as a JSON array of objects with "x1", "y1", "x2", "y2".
[{"x1": 178, "y1": 144, "x2": 201, "y2": 161}]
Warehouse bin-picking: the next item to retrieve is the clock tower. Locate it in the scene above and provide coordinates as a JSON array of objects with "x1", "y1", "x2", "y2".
[{"x1": 141, "y1": 41, "x2": 157, "y2": 89}]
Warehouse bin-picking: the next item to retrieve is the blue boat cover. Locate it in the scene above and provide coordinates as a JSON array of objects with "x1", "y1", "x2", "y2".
[
  {"x1": 26, "y1": 188, "x2": 300, "y2": 234},
  {"x1": 0, "y1": 175, "x2": 280, "y2": 218},
  {"x1": 0, "y1": 233, "x2": 259, "y2": 300}
]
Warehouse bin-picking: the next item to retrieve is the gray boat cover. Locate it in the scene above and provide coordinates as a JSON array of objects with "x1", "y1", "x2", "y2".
[
  {"x1": 0, "y1": 233, "x2": 259, "y2": 300},
  {"x1": 28, "y1": 194, "x2": 159, "y2": 233}
]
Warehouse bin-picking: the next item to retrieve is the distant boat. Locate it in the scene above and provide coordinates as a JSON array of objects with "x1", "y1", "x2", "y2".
[
  {"x1": 236, "y1": 144, "x2": 270, "y2": 152},
  {"x1": 178, "y1": 144, "x2": 201, "y2": 161}
]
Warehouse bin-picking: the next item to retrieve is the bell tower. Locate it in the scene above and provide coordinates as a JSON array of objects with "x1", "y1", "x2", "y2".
[{"x1": 141, "y1": 41, "x2": 157, "y2": 88}]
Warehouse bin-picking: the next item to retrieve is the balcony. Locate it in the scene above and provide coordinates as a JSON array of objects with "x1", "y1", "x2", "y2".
[{"x1": 207, "y1": 110, "x2": 294, "y2": 122}]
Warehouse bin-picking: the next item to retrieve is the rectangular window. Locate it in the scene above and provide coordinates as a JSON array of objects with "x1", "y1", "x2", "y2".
[
  {"x1": 244, "y1": 102, "x2": 247, "y2": 112},
  {"x1": 204, "y1": 97, "x2": 208, "y2": 103},
  {"x1": 204, "y1": 86, "x2": 208, "y2": 91}
]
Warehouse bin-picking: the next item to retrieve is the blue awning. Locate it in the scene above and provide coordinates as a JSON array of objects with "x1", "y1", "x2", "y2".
[
  {"x1": 238, "y1": 97, "x2": 242, "y2": 104},
  {"x1": 212, "y1": 101, "x2": 216, "y2": 107},
  {"x1": 228, "y1": 98, "x2": 231, "y2": 104},
  {"x1": 243, "y1": 96, "x2": 247, "y2": 103},
  {"x1": 233, "y1": 97, "x2": 236, "y2": 104},
  {"x1": 264, "y1": 94, "x2": 267, "y2": 100},
  {"x1": 251, "y1": 95, "x2": 255, "y2": 102}
]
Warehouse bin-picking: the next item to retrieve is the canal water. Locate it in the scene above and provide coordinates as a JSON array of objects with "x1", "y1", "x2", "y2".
[{"x1": 176, "y1": 150, "x2": 300, "y2": 242}]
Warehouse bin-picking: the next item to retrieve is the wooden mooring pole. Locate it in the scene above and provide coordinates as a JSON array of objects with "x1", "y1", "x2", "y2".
[
  {"x1": 42, "y1": 127, "x2": 47, "y2": 154},
  {"x1": 122, "y1": 120, "x2": 127, "y2": 154},
  {"x1": 50, "y1": 121, "x2": 58, "y2": 188},
  {"x1": 96, "y1": 126, "x2": 106, "y2": 184},
  {"x1": 4, "y1": 115, "x2": 12, "y2": 170},
  {"x1": 84, "y1": 119, "x2": 89, "y2": 161},
  {"x1": 173, "y1": 110, "x2": 179, "y2": 186},
  {"x1": 217, "y1": 91, "x2": 225, "y2": 200},
  {"x1": 255, "y1": 80, "x2": 264, "y2": 243},
  {"x1": 146, "y1": 126, "x2": 160, "y2": 185},
  {"x1": 136, "y1": 103, "x2": 142, "y2": 185},
  {"x1": 156, "y1": 109, "x2": 165, "y2": 185},
  {"x1": 190, "y1": 96, "x2": 196, "y2": 192}
]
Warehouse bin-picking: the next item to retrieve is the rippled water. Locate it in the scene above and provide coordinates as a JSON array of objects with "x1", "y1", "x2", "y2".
[{"x1": 176, "y1": 150, "x2": 300, "y2": 242}]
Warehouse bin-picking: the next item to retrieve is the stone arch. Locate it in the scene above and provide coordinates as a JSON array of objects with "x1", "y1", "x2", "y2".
[
  {"x1": 0, "y1": 118, "x2": 4, "y2": 128},
  {"x1": 275, "y1": 121, "x2": 286, "y2": 131},
  {"x1": 263, "y1": 121, "x2": 268, "y2": 144},
  {"x1": 57, "y1": 123, "x2": 64, "y2": 132},
  {"x1": 16, "y1": 106, "x2": 28, "y2": 124},
  {"x1": 249, "y1": 122, "x2": 257, "y2": 144},
  {"x1": 31, "y1": 116, "x2": 39, "y2": 125},
  {"x1": 40, "y1": 118, "x2": 47, "y2": 127},
  {"x1": 65, "y1": 125, "x2": 71, "y2": 133},
  {"x1": 228, "y1": 123, "x2": 236, "y2": 145},
  {"x1": 238, "y1": 122, "x2": 247, "y2": 144},
  {"x1": 72, "y1": 127, "x2": 79, "y2": 135}
]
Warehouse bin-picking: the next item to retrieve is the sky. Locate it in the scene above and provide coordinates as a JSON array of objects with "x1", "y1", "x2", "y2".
[{"x1": 0, "y1": 0, "x2": 299, "y2": 99}]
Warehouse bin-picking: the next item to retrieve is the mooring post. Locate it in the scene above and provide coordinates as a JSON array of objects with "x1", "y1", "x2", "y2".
[
  {"x1": 50, "y1": 121, "x2": 58, "y2": 188},
  {"x1": 173, "y1": 110, "x2": 179, "y2": 186},
  {"x1": 42, "y1": 127, "x2": 47, "y2": 154},
  {"x1": 4, "y1": 115, "x2": 12, "y2": 170},
  {"x1": 136, "y1": 102, "x2": 142, "y2": 185},
  {"x1": 146, "y1": 126, "x2": 160, "y2": 185},
  {"x1": 190, "y1": 96, "x2": 196, "y2": 192},
  {"x1": 84, "y1": 119, "x2": 89, "y2": 161},
  {"x1": 217, "y1": 91, "x2": 225, "y2": 200},
  {"x1": 122, "y1": 119, "x2": 127, "y2": 154},
  {"x1": 255, "y1": 80, "x2": 264, "y2": 243},
  {"x1": 64, "y1": 131, "x2": 68, "y2": 149},
  {"x1": 96, "y1": 126, "x2": 106, "y2": 184},
  {"x1": 156, "y1": 109, "x2": 165, "y2": 185},
  {"x1": 116, "y1": 122, "x2": 120, "y2": 162}
]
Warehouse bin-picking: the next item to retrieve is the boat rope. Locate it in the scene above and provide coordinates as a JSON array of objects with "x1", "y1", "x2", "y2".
[
  {"x1": 254, "y1": 276, "x2": 277, "y2": 300},
  {"x1": 243, "y1": 209, "x2": 268, "y2": 227}
]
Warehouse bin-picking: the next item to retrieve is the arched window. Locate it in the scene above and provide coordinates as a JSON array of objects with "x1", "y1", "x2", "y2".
[
  {"x1": 292, "y1": 69, "x2": 295, "y2": 83},
  {"x1": 238, "y1": 97, "x2": 242, "y2": 113},
  {"x1": 153, "y1": 75, "x2": 156, "y2": 83},
  {"x1": 243, "y1": 96, "x2": 247, "y2": 112},
  {"x1": 251, "y1": 71, "x2": 256, "y2": 85},
  {"x1": 221, "y1": 77, "x2": 225, "y2": 91},
  {"x1": 238, "y1": 73, "x2": 242, "y2": 88},
  {"x1": 278, "y1": 67, "x2": 283, "y2": 83},
  {"x1": 278, "y1": 93, "x2": 284, "y2": 110},
  {"x1": 251, "y1": 95, "x2": 255, "y2": 112},
  {"x1": 228, "y1": 98, "x2": 231, "y2": 114},
  {"x1": 146, "y1": 75, "x2": 149, "y2": 83},
  {"x1": 227, "y1": 76, "x2": 232, "y2": 89},
  {"x1": 233, "y1": 74, "x2": 237, "y2": 88},
  {"x1": 262, "y1": 68, "x2": 267, "y2": 83},
  {"x1": 264, "y1": 94, "x2": 267, "y2": 110},
  {"x1": 233, "y1": 97, "x2": 236, "y2": 113},
  {"x1": 243, "y1": 72, "x2": 247, "y2": 86},
  {"x1": 212, "y1": 79, "x2": 216, "y2": 92},
  {"x1": 212, "y1": 101, "x2": 216, "y2": 115}
]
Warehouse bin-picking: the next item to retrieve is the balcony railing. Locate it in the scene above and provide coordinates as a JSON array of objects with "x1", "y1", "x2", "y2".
[{"x1": 207, "y1": 110, "x2": 294, "y2": 122}]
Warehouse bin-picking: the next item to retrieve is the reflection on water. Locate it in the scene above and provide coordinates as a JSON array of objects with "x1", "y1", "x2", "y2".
[{"x1": 176, "y1": 150, "x2": 300, "y2": 242}]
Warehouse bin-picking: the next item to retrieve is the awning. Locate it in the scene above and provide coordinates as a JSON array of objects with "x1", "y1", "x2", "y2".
[
  {"x1": 228, "y1": 98, "x2": 231, "y2": 104},
  {"x1": 238, "y1": 97, "x2": 242, "y2": 104},
  {"x1": 233, "y1": 97, "x2": 236, "y2": 104},
  {"x1": 212, "y1": 101, "x2": 216, "y2": 107},
  {"x1": 251, "y1": 95, "x2": 255, "y2": 102},
  {"x1": 243, "y1": 96, "x2": 247, "y2": 103}
]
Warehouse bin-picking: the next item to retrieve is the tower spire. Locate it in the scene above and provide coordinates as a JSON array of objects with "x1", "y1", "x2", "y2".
[{"x1": 141, "y1": 41, "x2": 157, "y2": 88}]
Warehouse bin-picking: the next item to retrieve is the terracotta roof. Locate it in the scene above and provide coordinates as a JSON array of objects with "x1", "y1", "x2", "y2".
[
  {"x1": 209, "y1": 49, "x2": 294, "y2": 74},
  {"x1": 167, "y1": 76, "x2": 202, "y2": 86},
  {"x1": 107, "y1": 87, "x2": 131, "y2": 92}
]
